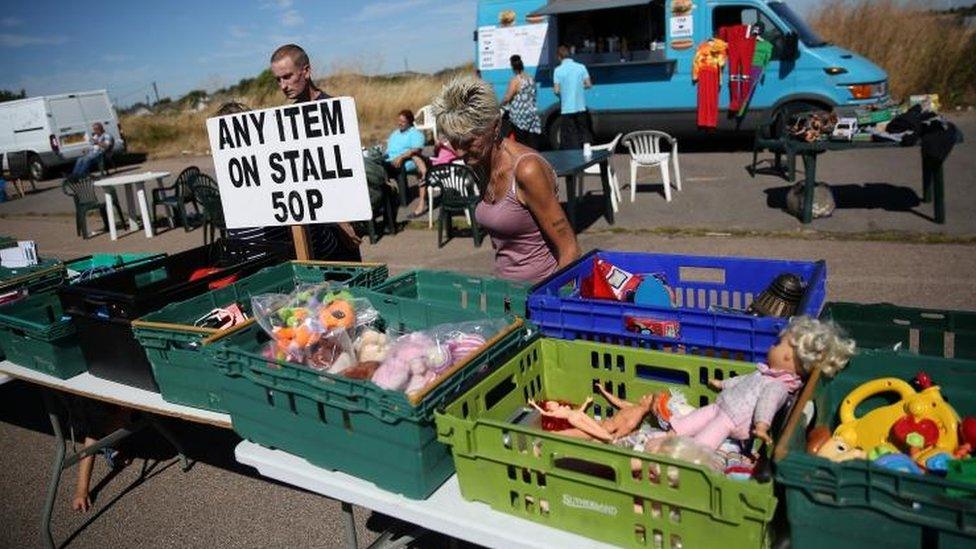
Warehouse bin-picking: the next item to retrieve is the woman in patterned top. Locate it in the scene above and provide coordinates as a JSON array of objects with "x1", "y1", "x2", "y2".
[{"x1": 500, "y1": 55, "x2": 543, "y2": 150}]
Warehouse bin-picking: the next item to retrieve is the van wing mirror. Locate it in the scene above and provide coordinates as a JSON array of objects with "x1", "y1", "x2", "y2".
[{"x1": 783, "y1": 32, "x2": 800, "y2": 60}]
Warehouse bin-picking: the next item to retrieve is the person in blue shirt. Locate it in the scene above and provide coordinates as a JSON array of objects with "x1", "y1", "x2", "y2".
[
  {"x1": 384, "y1": 109, "x2": 429, "y2": 217},
  {"x1": 552, "y1": 45, "x2": 593, "y2": 150}
]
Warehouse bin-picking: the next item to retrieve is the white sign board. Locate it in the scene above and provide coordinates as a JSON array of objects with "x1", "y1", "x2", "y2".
[
  {"x1": 670, "y1": 15, "x2": 693, "y2": 38},
  {"x1": 478, "y1": 23, "x2": 549, "y2": 71},
  {"x1": 206, "y1": 97, "x2": 371, "y2": 229}
]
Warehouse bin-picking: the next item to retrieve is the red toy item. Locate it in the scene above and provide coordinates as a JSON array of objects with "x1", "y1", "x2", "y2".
[
  {"x1": 913, "y1": 371, "x2": 933, "y2": 390},
  {"x1": 536, "y1": 400, "x2": 573, "y2": 431},
  {"x1": 188, "y1": 267, "x2": 238, "y2": 290},
  {"x1": 580, "y1": 259, "x2": 644, "y2": 302},
  {"x1": 624, "y1": 316, "x2": 680, "y2": 339},
  {"x1": 891, "y1": 415, "x2": 940, "y2": 449}
]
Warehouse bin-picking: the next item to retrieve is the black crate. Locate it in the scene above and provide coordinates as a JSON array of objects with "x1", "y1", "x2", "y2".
[{"x1": 59, "y1": 241, "x2": 281, "y2": 390}]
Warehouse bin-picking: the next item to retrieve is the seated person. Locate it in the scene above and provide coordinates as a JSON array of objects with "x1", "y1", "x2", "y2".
[
  {"x1": 71, "y1": 123, "x2": 114, "y2": 178},
  {"x1": 383, "y1": 109, "x2": 428, "y2": 218}
]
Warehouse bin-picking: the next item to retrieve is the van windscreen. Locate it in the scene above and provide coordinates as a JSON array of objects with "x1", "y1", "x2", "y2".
[{"x1": 769, "y1": 2, "x2": 827, "y2": 47}]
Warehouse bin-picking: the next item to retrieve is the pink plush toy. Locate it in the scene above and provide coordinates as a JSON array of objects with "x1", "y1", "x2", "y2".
[
  {"x1": 446, "y1": 334, "x2": 486, "y2": 367},
  {"x1": 371, "y1": 331, "x2": 457, "y2": 394}
]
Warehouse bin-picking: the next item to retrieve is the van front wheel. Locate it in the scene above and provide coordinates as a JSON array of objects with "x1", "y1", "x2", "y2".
[
  {"x1": 770, "y1": 101, "x2": 828, "y2": 138},
  {"x1": 28, "y1": 153, "x2": 46, "y2": 181}
]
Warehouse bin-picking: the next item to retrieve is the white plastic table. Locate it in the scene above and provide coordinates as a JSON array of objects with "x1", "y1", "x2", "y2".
[
  {"x1": 94, "y1": 171, "x2": 170, "y2": 241},
  {"x1": 236, "y1": 441, "x2": 615, "y2": 549}
]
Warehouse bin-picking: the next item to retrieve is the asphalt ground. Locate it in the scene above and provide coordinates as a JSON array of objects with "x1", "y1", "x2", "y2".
[{"x1": 0, "y1": 112, "x2": 974, "y2": 548}]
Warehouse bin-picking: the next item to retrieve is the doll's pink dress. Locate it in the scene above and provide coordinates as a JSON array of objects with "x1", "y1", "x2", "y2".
[{"x1": 669, "y1": 363, "x2": 802, "y2": 449}]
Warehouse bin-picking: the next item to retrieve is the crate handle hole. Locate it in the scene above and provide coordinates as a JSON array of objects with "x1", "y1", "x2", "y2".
[
  {"x1": 484, "y1": 376, "x2": 517, "y2": 410},
  {"x1": 636, "y1": 364, "x2": 690, "y2": 386},
  {"x1": 554, "y1": 457, "x2": 616, "y2": 482},
  {"x1": 679, "y1": 266, "x2": 725, "y2": 285}
]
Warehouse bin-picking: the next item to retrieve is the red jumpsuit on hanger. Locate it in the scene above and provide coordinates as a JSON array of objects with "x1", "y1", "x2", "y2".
[{"x1": 718, "y1": 24, "x2": 756, "y2": 113}]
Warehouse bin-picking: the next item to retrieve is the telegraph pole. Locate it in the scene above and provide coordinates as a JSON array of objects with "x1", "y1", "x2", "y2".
[{"x1": 152, "y1": 82, "x2": 160, "y2": 104}]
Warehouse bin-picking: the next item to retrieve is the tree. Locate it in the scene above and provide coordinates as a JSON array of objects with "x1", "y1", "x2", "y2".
[{"x1": 0, "y1": 88, "x2": 26, "y2": 103}]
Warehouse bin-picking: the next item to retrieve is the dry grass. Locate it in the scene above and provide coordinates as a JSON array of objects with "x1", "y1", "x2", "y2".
[
  {"x1": 809, "y1": 0, "x2": 976, "y2": 106},
  {"x1": 122, "y1": 65, "x2": 470, "y2": 159}
]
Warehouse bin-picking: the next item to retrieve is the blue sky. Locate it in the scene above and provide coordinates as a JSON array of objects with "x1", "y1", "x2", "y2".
[{"x1": 0, "y1": 0, "x2": 971, "y2": 107}]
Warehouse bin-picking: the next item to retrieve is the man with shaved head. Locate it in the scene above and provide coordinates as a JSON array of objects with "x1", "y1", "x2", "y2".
[
  {"x1": 70, "y1": 122, "x2": 114, "y2": 178},
  {"x1": 269, "y1": 44, "x2": 362, "y2": 261}
]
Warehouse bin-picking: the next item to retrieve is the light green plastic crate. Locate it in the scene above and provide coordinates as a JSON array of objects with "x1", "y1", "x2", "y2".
[{"x1": 436, "y1": 337, "x2": 777, "y2": 549}]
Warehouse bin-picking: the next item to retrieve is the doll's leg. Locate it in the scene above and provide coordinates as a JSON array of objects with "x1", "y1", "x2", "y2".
[
  {"x1": 688, "y1": 409, "x2": 738, "y2": 450},
  {"x1": 669, "y1": 404, "x2": 719, "y2": 438},
  {"x1": 567, "y1": 413, "x2": 614, "y2": 442}
]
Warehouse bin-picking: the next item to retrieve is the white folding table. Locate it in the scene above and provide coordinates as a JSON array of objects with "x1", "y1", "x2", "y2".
[
  {"x1": 94, "y1": 171, "x2": 171, "y2": 241},
  {"x1": 236, "y1": 441, "x2": 615, "y2": 549},
  {"x1": 1, "y1": 360, "x2": 612, "y2": 549},
  {"x1": 0, "y1": 361, "x2": 230, "y2": 549}
]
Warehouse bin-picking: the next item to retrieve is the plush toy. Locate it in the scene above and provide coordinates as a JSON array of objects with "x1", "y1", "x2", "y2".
[
  {"x1": 371, "y1": 332, "x2": 453, "y2": 394},
  {"x1": 344, "y1": 361, "x2": 381, "y2": 380},
  {"x1": 355, "y1": 329, "x2": 390, "y2": 363},
  {"x1": 667, "y1": 316, "x2": 855, "y2": 449}
]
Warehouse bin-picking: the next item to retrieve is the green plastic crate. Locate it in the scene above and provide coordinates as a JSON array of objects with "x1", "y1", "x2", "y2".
[
  {"x1": 775, "y1": 350, "x2": 976, "y2": 549},
  {"x1": 0, "y1": 258, "x2": 65, "y2": 297},
  {"x1": 0, "y1": 292, "x2": 84, "y2": 378},
  {"x1": 209, "y1": 289, "x2": 528, "y2": 499},
  {"x1": 823, "y1": 302, "x2": 976, "y2": 360},
  {"x1": 132, "y1": 261, "x2": 389, "y2": 412},
  {"x1": 435, "y1": 337, "x2": 777, "y2": 549},
  {"x1": 64, "y1": 253, "x2": 163, "y2": 284},
  {"x1": 0, "y1": 253, "x2": 161, "y2": 377},
  {"x1": 372, "y1": 270, "x2": 530, "y2": 317}
]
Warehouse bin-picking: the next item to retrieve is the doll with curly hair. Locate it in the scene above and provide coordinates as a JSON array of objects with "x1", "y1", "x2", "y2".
[{"x1": 662, "y1": 316, "x2": 855, "y2": 449}]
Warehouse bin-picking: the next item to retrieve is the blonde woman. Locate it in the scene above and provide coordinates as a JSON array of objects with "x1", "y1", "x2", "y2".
[{"x1": 432, "y1": 77, "x2": 580, "y2": 283}]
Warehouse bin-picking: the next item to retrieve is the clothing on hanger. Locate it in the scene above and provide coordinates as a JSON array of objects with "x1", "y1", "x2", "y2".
[
  {"x1": 693, "y1": 38, "x2": 728, "y2": 129},
  {"x1": 718, "y1": 24, "x2": 756, "y2": 113}
]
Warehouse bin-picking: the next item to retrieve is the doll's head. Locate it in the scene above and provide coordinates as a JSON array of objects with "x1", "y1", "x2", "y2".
[{"x1": 771, "y1": 316, "x2": 855, "y2": 378}]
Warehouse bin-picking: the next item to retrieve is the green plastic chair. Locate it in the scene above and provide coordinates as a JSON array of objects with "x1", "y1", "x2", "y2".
[
  {"x1": 190, "y1": 173, "x2": 227, "y2": 245},
  {"x1": 151, "y1": 166, "x2": 201, "y2": 231},
  {"x1": 427, "y1": 163, "x2": 483, "y2": 248},
  {"x1": 61, "y1": 175, "x2": 124, "y2": 239}
]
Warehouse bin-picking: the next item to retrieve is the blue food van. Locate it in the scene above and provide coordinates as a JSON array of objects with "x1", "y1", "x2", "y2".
[{"x1": 476, "y1": 0, "x2": 889, "y2": 145}]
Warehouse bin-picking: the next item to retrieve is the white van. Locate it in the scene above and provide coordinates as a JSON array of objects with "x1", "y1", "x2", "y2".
[{"x1": 0, "y1": 90, "x2": 126, "y2": 180}]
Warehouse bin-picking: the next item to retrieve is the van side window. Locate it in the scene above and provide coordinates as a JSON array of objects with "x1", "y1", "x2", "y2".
[{"x1": 712, "y1": 6, "x2": 787, "y2": 60}]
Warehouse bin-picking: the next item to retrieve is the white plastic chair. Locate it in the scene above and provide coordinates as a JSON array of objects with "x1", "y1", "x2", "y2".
[
  {"x1": 426, "y1": 161, "x2": 478, "y2": 229},
  {"x1": 414, "y1": 104, "x2": 437, "y2": 142},
  {"x1": 580, "y1": 133, "x2": 623, "y2": 212},
  {"x1": 621, "y1": 130, "x2": 682, "y2": 202}
]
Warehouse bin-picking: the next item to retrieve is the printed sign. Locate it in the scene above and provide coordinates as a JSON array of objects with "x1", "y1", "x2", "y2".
[
  {"x1": 206, "y1": 97, "x2": 371, "y2": 229},
  {"x1": 670, "y1": 15, "x2": 693, "y2": 38},
  {"x1": 478, "y1": 23, "x2": 549, "y2": 71}
]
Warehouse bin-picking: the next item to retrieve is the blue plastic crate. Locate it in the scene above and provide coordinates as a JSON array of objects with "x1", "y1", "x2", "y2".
[{"x1": 527, "y1": 249, "x2": 827, "y2": 361}]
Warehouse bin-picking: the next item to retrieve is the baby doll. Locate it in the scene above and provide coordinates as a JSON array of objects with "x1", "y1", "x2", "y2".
[
  {"x1": 592, "y1": 382, "x2": 655, "y2": 438},
  {"x1": 529, "y1": 398, "x2": 614, "y2": 442},
  {"x1": 665, "y1": 316, "x2": 855, "y2": 450}
]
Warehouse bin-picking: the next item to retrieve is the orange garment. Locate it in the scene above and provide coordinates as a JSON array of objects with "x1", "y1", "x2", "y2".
[{"x1": 692, "y1": 38, "x2": 729, "y2": 82}]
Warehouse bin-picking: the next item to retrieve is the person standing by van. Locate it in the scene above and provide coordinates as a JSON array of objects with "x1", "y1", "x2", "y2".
[
  {"x1": 70, "y1": 123, "x2": 113, "y2": 178},
  {"x1": 500, "y1": 55, "x2": 543, "y2": 149},
  {"x1": 269, "y1": 44, "x2": 362, "y2": 261},
  {"x1": 552, "y1": 46, "x2": 592, "y2": 150}
]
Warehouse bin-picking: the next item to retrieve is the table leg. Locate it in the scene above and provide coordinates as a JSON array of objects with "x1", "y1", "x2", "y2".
[
  {"x1": 932, "y1": 160, "x2": 945, "y2": 224},
  {"x1": 801, "y1": 153, "x2": 816, "y2": 224},
  {"x1": 564, "y1": 175, "x2": 577, "y2": 230},
  {"x1": 921, "y1": 154, "x2": 933, "y2": 203},
  {"x1": 124, "y1": 185, "x2": 139, "y2": 232},
  {"x1": 137, "y1": 182, "x2": 154, "y2": 238},
  {"x1": 341, "y1": 501, "x2": 358, "y2": 549},
  {"x1": 105, "y1": 190, "x2": 118, "y2": 241},
  {"x1": 599, "y1": 160, "x2": 614, "y2": 225},
  {"x1": 41, "y1": 392, "x2": 66, "y2": 549}
]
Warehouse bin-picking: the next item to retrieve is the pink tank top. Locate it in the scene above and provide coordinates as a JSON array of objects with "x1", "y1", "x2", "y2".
[{"x1": 475, "y1": 153, "x2": 559, "y2": 283}]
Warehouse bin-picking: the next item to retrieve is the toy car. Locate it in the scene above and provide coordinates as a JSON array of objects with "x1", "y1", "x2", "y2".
[
  {"x1": 624, "y1": 316, "x2": 680, "y2": 338},
  {"x1": 831, "y1": 117, "x2": 858, "y2": 140}
]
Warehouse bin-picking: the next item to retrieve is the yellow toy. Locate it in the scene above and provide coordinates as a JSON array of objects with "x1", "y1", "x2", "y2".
[{"x1": 833, "y1": 377, "x2": 959, "y2": 452}]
